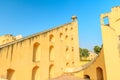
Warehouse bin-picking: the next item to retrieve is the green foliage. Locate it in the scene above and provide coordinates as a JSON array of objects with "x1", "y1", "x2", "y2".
[
  {"x1": 79, "y1": 48, "x2": 90, "y2": 58},
  {"x1": 94, "y1": 45, "x2": 101, "y2": 54}
]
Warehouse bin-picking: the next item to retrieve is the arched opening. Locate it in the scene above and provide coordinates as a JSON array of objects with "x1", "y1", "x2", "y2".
[
  {"x1": 32, "y1": 66, "x2": 39, "y2": 80},
  {"x1": 66, "y1": 47, "x2": 69, "y2": 60},
  {"x1": 49, "y1": 34, "x2": 54, "y2": 42},
  {"x1": 84, "y1": 75, "x2": 90, "y2": 80},
  {"x1": 65, "y1": 28, "x2": 68, "y2": 32},
  {"x1": 96, "y1": 67, "x2": 104, "y2": 80},
  {"x1": 71, "y1": 37, "x2": 73, "y2": 40},
  {"x1": 33, "y1": 42, "x2": 41, "y2": 62},
  {"x1": 66, "y1": 47, "x2": 69, "y2": 52},
  {"x1": 7, "y1": 69, "x2": 15, "y2": 80},
  {"x1": 72, "y1": 47, "x2": 74, "y2": 52},
  {"x1": 65, "y1": 35, "x2": 68, "y2": 40},
  {"x1": 49, "y1": 64, "x2": 55, "y2": 78},
  {"x1": 66, "y1": 62, "x2": 70, "y2": 67},
  {"x1": 60, "y1": 33, "x2": 63, "y2": 40},
  {"x1": 72, "y1": 61, "x2": 74, "y2": 64},
  {"x1": 49, "y1": 45, "x2": 55, "y2": 61}
]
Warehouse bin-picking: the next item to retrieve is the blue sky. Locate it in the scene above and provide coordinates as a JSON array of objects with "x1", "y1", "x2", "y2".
[{"x1": 0, "y1": 0, "x2": 120, "y2": 50}]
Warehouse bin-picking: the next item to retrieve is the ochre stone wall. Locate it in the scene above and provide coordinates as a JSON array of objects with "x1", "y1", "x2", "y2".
[
  {"x1": 100, "y1": 6, "x2": 120, "y2": 80},
  {"x1": 0, "y1": 34, "x2": 15, "y2": 45},
  {"x1": 0, "y1": 19, "x2": 80, "y2": 80},
  {"x1": 81, "y1": 6, "x2": 120, "y2": 80},
  {"x1": 83, "y1": 48, "x2": 107, "y2": 80}
]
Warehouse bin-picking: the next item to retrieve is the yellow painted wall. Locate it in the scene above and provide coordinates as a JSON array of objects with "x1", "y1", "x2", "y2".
[
  {"x1": 82, "y1": 6, "x2": 120, "y2": 80},
  {"x1": 1, "y1": 6, "x2": 120, "y2": 80},
  {"x1": 83, "y1": 48, "x2": 107, "y2": 80},
  {"x1": 101, "y1": 6, "x2": 120, "y2": 80},
  {"x1": 0, "y1": 17, "x2": 80, "y2": 80},
  {"x1": 0, "y1": 34, "x2": 15, "y2": 45}
]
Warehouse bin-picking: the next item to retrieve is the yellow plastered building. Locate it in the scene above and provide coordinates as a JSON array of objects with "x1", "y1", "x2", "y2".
[
  {"x1": 0, "y1": 16, "x2": 80, "y2": 80},
  {"x1": 57, "y1": 6, "x2": 120, "y2": 80},
  {"x1": 1, "y1": 6, "x2": 120, "y2": 80},
  {"x1": 73, "y1": 6, "x2": 120, "y2": 80},
  {"x1": 100, "y1": 6, "x2": 120, "y2": 80}
]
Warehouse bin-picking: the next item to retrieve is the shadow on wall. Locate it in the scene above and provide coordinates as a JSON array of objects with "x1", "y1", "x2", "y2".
[{"x1": 84, "y1": 75, "x2": 91, "y2": 80}]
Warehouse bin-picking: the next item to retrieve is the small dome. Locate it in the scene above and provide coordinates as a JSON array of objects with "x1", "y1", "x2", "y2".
[{"x1": 71, "y1": 16, "x2": 77, "y2": 21}]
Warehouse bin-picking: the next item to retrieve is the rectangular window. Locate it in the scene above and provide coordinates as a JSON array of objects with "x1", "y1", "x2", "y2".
[{"x1": 103, "y1": 17, "x2": 109, "y2": 26}]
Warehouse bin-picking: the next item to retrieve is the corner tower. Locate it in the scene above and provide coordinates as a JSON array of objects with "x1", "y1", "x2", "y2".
[{"x1": 101, "y1": 6, "x2": 120, "y2": 80}]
